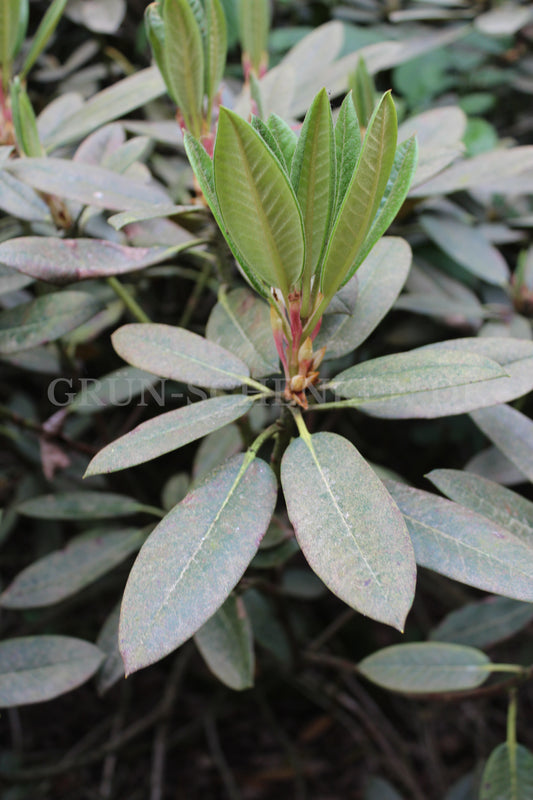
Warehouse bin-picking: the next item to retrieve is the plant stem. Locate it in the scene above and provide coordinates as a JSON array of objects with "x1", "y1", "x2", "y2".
[{"x1": 107, "y1": 276, "x2": 151, "y2": 324}]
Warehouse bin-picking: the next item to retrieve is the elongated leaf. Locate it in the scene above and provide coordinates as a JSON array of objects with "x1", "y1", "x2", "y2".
[
  {"x1": 242, "y1": 588, "x2": 292, "y2": 665},
  {"x1": 206, "y1": 288, "x2": 279, "y2": 377},
  {"x1": 112, "y1": 323, "x2": 252, "y2": 389},
  {"x1": 0, "y1": 291, "x2": 102, "y2": 355},
  {"x1": 43, "y1": 66, "x2": 166, "y2": 150},
  {"x1": 1, "y1": 528, "x2": 144, "y2": 608},
  {"x1": 194, "y1": 594, "x2": 254, "y2": 690},
  {"x1": 0, "y1": 237, "x2": 185, "y2": 286},
  {"x1": 204, "y1": 0, "x2": 227, "y2": 108},
  {"x1": 162, "y1": 0, "x2": 204, "y2": 136},
  {"x1": 18, "y1": 491, "x2": 155, "y2": 520},
  {"x1": 471, "y1": 405, "x2": 533, "y2": 484},
  {"x1": 290, "y1": 88, "x2": 335, "y2": 281},
  {"x1": 0, "y1": 170, "x2": 50, "y2": 221},
  {"x1": 466, "y1": 445, "x2": 527, "y2": 487},
  {"x1": 315, "y1": 237, "x2": 411, "y2": 359},
  {"x1": 334, "y1": 95, "x2": 361, "y2": 217},
  {"x1": 70, "y1": 367, "x2": 158, "y2": 413},
  {"x1": 327, "y1": 350, "x2": 504, "y2": 414},
  {"x1": 420, "y1": 215, "x2": 509, "y2": 286},
  {"x1": 192, "y1": 423, "x2": 242, "y2": 481},
  {"x1": 354, "y1": 136, "x2": 418, "y2": 271},
  {"x1": 320, "y1": 92, "x2": 397, "y2": 299},
  {"x1": 480, "y1": 742, "x2": 533, "y2": 800},
  {"x1": 410, "y1": 147, "x2": 533, "y2": 197},
  {"x1": 7, "y1": 157, "x2": 170, "y2": 211},
  {"x1": 0, "y1": 0, "x2": 22, "y2": 67},
  {"x1": 267, "y1": 113, "x2": 298, "y2": 171},
  {"x1": 346, "y1": 338, "x2": 533, "y2": 418},
  {"x1": 427, "y1": 469, "x2": 533, "y2": 544},
  {"x1": 20, "y1": 0, "x2": 68, "y2": 80},
  {"x1": 86, "y1": 394, "x2": 254, "y2": 475},
  {"x1": 281, "y1": 432, "x2": 415, "y2": 630},
  {"x1": 214, "y1": 108, "x2": 304, "y2": 294},
  {"x1": 96, "y1": 604, "x2": 124, "y2": 694},
  {"x1": 386, "y1": 481, "x2": 533, "y2": 601},
  {"x1": 0, "y1": 636, "x2": 103, "y2": 707},
  {"x1": 184, "y1": 131, "x2": 269, "y2": 299},
  {"x1": 239, "y1": 0, "x2": 269, "y2": 75},
  {"x1": 358, "y1": 642, "x2": 490, "y2": 694},
  {"x1": 119, "y1": 453, "x2": 277, "y2": 673},
  {"x1": 365, "y1": 777, "x2": 404, "y2": 800},
  {"x1": 430, "y1": 596, "x2": 533, "y2": 649}
]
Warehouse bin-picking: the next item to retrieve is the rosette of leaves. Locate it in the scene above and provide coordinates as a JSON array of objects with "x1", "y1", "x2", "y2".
[
  {"x1": 185, "y1": 87, "x2": 418, "y2": 406},
  {"x1": 80, "y1": 87, "x2": 533, "y2": 683},
  {"x1": 145, "y1": 0, "x2": 227, "y2": 143}
]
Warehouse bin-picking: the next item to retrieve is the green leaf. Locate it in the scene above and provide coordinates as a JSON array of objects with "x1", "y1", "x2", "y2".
[
  {"x1": 18, "y1": 492, "x2": 156, "y2": 520},
  {"x1": 206, "y1": 288, "x2": 279, "y2": 377},
  {"x1": 351, "y1": 57, "x2": 376, "y2": 129},
  {"x1": 386, "y1": 481, "x2": 533, "y2": 602},
  {"x1": 0, "y1": 636, "x2": 103, "y2": 707},
  {"x1": 267, "y1": 113, "x2": 298, "y2": 171},
  {"x1": 252, "y1": 116, "x2": 287, "y2": 169},
  {"x1": 358, "y1": 642, "x2": 491, "y2": 694},
  {"x1": 315, "y1": 237, "x2": 411, "y2": 360},
  {"x1": 204, "y1": 0, "x2": 227, "y2": 110},
  {"x1": 320, "y1": 92, "x2": 398, "y2": 299},
  {"x1": 326, "y1": 349, "x2": 505, "y2": 418},
  {"x1": 119, "y1": 453, "x2": 277, "y2": 673},
  {"x1": 214, "y1": 107, "x2": 305, "y2": 294},
  {"x1": 420, "y1": 214, "x2": 509, "y2": 286},
  {"x1": 42, "y1": 66, "x2": 166, "y2": 150},
  {"x1": 145, "y1": 2, "x2": 174, "y2": 103},
  {"x1": 162, "y1": 0, "x2": 204, "y2": 136},
  {"x1": 184, "y1": 131, "x2": 270, "y2": 299},
  {"x1": 238, "y1": 0, "x2": 270, "y2": 76},
  {"x1": 427, "y1": 469, "x2": 533, "y2": 544},
  {"x1": 20, "y1": 0, "x2": 68, "y2": 80},
  {"x1": 480, "y1": 742, "x2": 533, "y2": 800},
  {"x1": 281, "y1": 432, "x2": 415, "y2": 631},
  {"x1": 0, "y1": 237, "x2": 187, "y2": 286},
  {"x1": 85, "y1": 394, "x2": 255, "y2": 475},
  {"x1": 290, "y1": 88, "x2": 335, "y2": 287},
  {"x1": 7, "y1": 157, "x2": 170, "y2": 211},
  {"x1": 470, "y1": 405, "x2": 533, "y2": 484},
  {"x1": 96, "y1": 604, "x2": 124, "y2": 694},
  {"x1": 194, "y1": 594, "x2": 254, "y2": 690},
  {"x1": 192, "y1": 423, "x2": 242, "y2": 482},
  {"x1": 0, "y1": 0, "x2": 22, "y2": 72},
  {"x1": 242, "y1": 588, "x2": 292, "y2": 665},
  {"x1": 430, "y1": 597, "x2": 533, "y2": 649},
  {"x1": 1, "y1": 528, "x2": 145, "y2": 608},
  {"x1": 365, "y1": 777, "x2": 404, "y2": 800},
  {"x1": 0, "y1": 291, "x2": 102, "y2": 355},
  {"x1": 10, "y1": 77, "x2": 44, "y2": 158},
  {"x1": 353, "y1": 136, "x2": 418, "y2": 272},
  {"x1": 112, "y1": 323, "x2": 253, "y2": 390},
  {"x1": 333, "y1": 92, "x2": 361, "y2": 219}
]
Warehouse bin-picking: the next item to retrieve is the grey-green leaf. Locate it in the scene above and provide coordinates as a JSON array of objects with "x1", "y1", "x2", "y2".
[
  {"x1": 0, "y1": 291, "x2": 102, "y2": 355},
  {"x1": 162, "y1": 0, "x2": 204, "y2": 136},
  {"x1": 470, "y1": 404, "x2": 533, "y2": 484},
  {"x1": 326, "y1": 349, "x2": 505, "y2": 417},
  {"x1": 281, "y1": 432, "x2": 415, "y2": 631},
  {"x1": 386, "y1": 481, "x2": 533, "y2": 602},
  {"x1": 430, "y1": 596, "x2": 533, "y2": 649},
  {"x1": 206, "y1": 288, "x2": 279, "y2": 377},
  {"x1": 315, "y1": 237, "x2": 411, "y2": 360},
  {"x1": 112, "y1": 323, "x2": 251, "y2": 389},
  {"x1": 17, "y1": 492, "x2": 155, "y2": 520},
  {"x1": 0, "y1": 636, "x2": 103, "y2": 707},
  {"x1": 85, "y1": 394, "x2": 255, "y2": 475},
  {"x1": 194, "y1": 594, "x2": 254, "y2": 690},
  {"x1": 427, "y1": 469, "x2": 533, "y2": 544},
  {"x1": 119, "y1": 453, "x2": 277, "y2": 673},
  {"x1": 0, "y1": 237, "x2": 184, "y2": 286},
  {"x1": 480, "y1": 742, "x2": 533, "y2": 800},
  {"x1": 333, "y1": 92, "x2": 361, "y2": 217},
  {"x1": 358, "y1": 642, "x2": 490, "y2": 694},
  {"x1": 1, "y1": 528, "x2": 144, "y2": 608}
]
